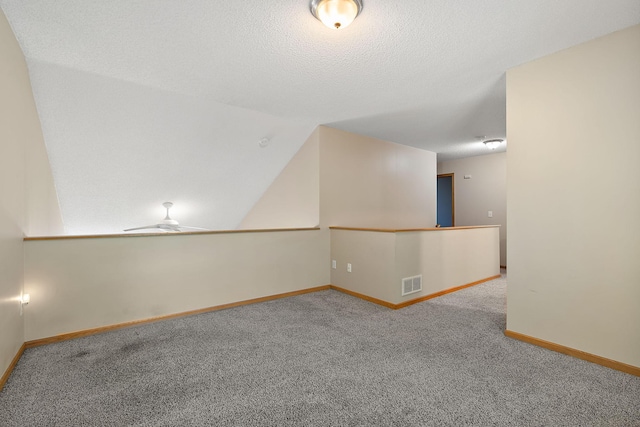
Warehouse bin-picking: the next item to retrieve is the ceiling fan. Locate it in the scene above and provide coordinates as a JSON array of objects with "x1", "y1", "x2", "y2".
[{"x1": 124, "y1": 202, "x2": 208, "y2": 233}]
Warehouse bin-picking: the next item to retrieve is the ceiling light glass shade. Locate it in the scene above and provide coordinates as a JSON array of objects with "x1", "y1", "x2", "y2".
[
  {"x1": 310, "y1": 0, "x2": 363, "y2": 29},
  {"x1": 483, "y1": 139, "x2": 504, "y2": 150}
]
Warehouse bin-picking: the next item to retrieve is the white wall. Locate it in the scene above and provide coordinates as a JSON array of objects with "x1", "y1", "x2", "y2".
[
  {"x1": 506, "y1": 24, "x2": 640, "y2": 367},
  {"x1": 331, "y1": 227, "x2": 500, "y2": 305},
  {"x1": 0, "y1": 8, "x2": 62, "y2": 379},
  {"x1": 24, "y1": 229, "x2": 330, "y2": 341},
  {"x1": 438, "y1": 152, "x2": 507, "y2": 266},
  {"x1": 320, "y1": 126, "x2": 437, "y2": 229}
]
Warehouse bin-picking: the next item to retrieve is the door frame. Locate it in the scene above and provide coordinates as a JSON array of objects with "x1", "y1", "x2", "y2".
[{"x1": 437, "y1": 173, "x2": 455, "y2": 227}]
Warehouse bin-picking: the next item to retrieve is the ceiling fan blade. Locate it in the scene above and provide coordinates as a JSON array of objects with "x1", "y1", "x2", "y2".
[
  {"x1": 177, "y1": 226, "x2": 209, "y2": 231},
  {"x1": 123, "y1": 224, "x2": 164, "y2": 232},
  {"x1": 124, "y1": 203, "x2": 206, "y2": 233}
]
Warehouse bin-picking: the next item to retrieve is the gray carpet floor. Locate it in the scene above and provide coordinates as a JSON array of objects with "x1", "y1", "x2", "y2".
[{"x1": 1, "y1": 272, "x2": 639, "y2": 426}]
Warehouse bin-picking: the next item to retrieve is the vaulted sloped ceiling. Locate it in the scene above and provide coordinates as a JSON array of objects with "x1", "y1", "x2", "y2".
[
  {"x1": 24, "y1": 59, "x2": 316, "y2": 234},
  {"x1": 1, "y1": 1, "x2": 638, "y2": 234}
]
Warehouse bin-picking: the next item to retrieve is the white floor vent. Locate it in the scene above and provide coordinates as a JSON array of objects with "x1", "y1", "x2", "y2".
[{"x1": 401, "y1": 275, "x2": 422, "y2": 296}]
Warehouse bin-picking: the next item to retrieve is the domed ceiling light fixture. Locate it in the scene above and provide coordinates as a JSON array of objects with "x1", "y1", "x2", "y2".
[
  {"x1": 310, "y1": 0, "x2": 363, "y2": 30},
  {"x1": 483, "y1": 139, "x2": 505, "y2": 150}
]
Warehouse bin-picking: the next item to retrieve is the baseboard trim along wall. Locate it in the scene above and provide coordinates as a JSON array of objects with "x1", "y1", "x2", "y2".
[
  {"x1": 4, "y1": 277, "x2": 506, "y2": 388},
  {"x1": 21, "y1": 275, "x2": 502, "y2": 351},
  {"x1": 0, "y1": 343, "x2": 26, "y2": 392},
  {"x1": 329, "y1": 286, "x2": 397, "y2": 309},
  {"x1": 504, "y1": 330, "x2": 640, "y2": 377},
  {"x1": 25, "y1": 285, "x2": 331, "y2": 349},
  {"x1": 331, "y1": 274, "x2": 501, "y2": 310},
  {"x1": 394, "y1": 275, "x2": 501, "y2": 309}
]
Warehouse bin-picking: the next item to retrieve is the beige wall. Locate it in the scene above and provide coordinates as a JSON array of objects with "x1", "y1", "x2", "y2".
[
  {"x1": 242, "y1": 125, "x2": 438, "y2": 231},
  {"x1": 20, "y1": 123, "x2": 440, "y2": 342},
  {"x1": 319, "y1": 126, "x2": 437, "y2": 228},
  {"x1": 506, "y1": 24, "x2": 640, "y2": 367},
  {"x1": 24, "y1": 229, "x2": 330, "y2": 340},
  {"x1": 239, "y1": 129, "x2": 319, "y2": 229},
  {"x1": 25, "y1": 133, "x2": 64, "y2": 236},
  {"x1": 331, "y1": 227, "x2": 500, "y2": 305},
  {"x1": 0, "y1": 9, "x2": 62, "y2": 379},
  {"x1": 395, "y1": 227, "x2": 500, "y2": 302},
  {"x1": 438, "y1": 152, "x2": 507, "y2": 266},
  {"x1": 330, "y1": 230, "x2": 397, "y2": 302}
]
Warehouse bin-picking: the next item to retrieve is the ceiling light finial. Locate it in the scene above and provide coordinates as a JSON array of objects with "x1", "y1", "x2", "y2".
[{"x1": 310, "y1": 0, "x2": 363, "y2": 30}]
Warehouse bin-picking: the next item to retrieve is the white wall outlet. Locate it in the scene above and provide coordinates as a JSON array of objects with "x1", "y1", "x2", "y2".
[
  {"x1": 488, "y1": 210, "x2": 493, "y2": 218},
  {"x1": 347, "y1": 263, "x2": 352, "y2": 273},
  {"x1": 332, "y1": 260, "x2": 337, "y2": 269},
  {"x1": 464, "y1": 175, "x2": 472, "y2": 179}
]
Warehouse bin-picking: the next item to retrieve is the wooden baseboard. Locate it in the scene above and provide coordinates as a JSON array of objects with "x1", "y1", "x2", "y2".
[
  {"x1": 0, "y1": 343, "x2": 26, "y2": 392},
  {"x1": 329, "y1": 286, "x2": 397, "y2": 309},
  {"x1": 25, "y1": 285, "x2": 331, "y2": 348},
  {"x1": 18, "y1": 276, "x2": 503, "y2": 350},
  {"x1": 331, "y1": 274, "x2": 501, "y2": 310},
  {"x1": 394, "y1": 275, "x2": 502, "y2": 309},
  {"x1": 504, "y1": 330, "x2": 640, "y2": 377}
]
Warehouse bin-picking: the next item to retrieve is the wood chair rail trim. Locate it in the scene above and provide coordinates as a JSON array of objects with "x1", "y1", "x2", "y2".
[
  {"x1": 24, "y1": 227, "x2": 321, "y2": 241},
  {"x1": 329, "y1": 225, "x2": 500, "y2": 233}
]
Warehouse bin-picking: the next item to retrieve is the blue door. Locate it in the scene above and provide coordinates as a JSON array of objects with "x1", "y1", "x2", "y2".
[{"x1": 437, "y1": 174, "x2": 454, "y2": 227}]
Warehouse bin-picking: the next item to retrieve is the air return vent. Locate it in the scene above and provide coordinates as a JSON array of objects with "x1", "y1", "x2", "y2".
[{"x1": 401, "y1": 275, "x2": 422, "y2": 296}]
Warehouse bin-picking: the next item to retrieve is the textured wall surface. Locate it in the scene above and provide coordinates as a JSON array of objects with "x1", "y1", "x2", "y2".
[{"x1": 506, "y1": 25, "x2": 640, "y2": 367}]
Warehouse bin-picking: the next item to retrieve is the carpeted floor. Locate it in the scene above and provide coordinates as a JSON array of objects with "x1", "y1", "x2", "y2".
[{"x1": 1, "y1": 273, "x2": 639, "y2": 426}]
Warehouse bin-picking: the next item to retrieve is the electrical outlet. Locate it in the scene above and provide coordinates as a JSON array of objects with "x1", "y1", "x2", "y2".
[
  {"x1": 347, "y1": 263, "x2": 352, "y2": 273},
  {"x1": 488, "y1": 210, "x2": 493, "y2": 218},
  {"x1": 332, "y1": 260, "x2": 337, "y2": 269}
]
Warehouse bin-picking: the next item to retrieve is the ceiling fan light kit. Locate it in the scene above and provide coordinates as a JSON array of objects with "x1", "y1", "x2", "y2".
[{"x1": 310, "y1": 0, "x2": 363, "y2": 29}]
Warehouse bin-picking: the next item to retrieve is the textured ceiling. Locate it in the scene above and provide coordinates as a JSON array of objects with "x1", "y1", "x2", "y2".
[{"x1": 1, "y1": 0, "x2": 639, "y2": 234}]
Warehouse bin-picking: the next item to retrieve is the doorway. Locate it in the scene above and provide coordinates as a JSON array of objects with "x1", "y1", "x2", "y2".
[{"x1": 437, "y1": 173, "x2": 454, "y2": 227}]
